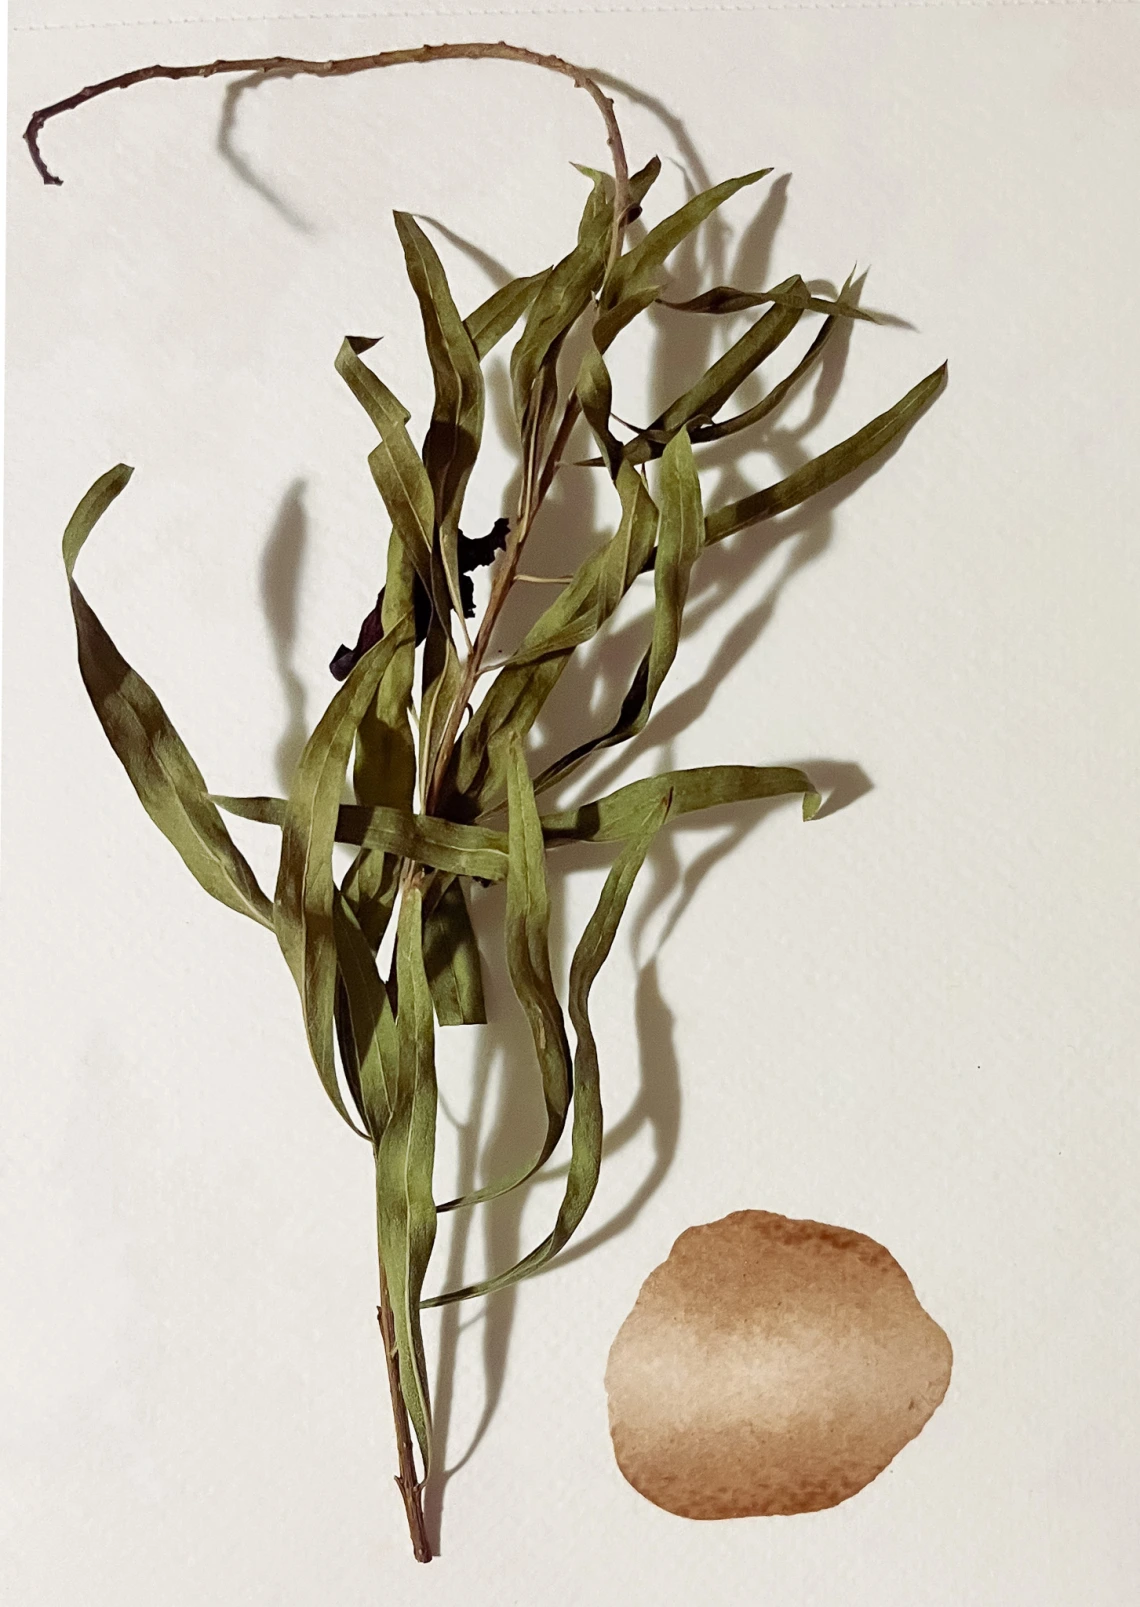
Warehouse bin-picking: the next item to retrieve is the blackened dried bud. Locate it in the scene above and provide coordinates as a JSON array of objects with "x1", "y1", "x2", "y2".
[
  {"x1": 330, "y1": 590, "x2": 385, "y2": 680},
  {"x1": 412, "y1": 580, "x2": 433, "y2": 644},
  {"x1": 333, "y1": 517, "x2": 508, "y2": 674},
  {"x1": 457, "y1": 516, "x2": 510, "y2": 575},
  {"x1": 330, "y1": 580, "x2": 432, "y2": 678}
]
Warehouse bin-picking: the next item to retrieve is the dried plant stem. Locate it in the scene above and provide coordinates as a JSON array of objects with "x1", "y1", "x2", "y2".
[
  {"x1": 423, "y1": 383, "x2": 586, "y2": 811},
  {"x1": 377, "y1": 1268, "x2": 433, "y2": 1563},
  {"x1": 424, "y1": 489, "x2": 536, "y2": 811},
  {"x1": 23, "y1": 41, "x2": 632, "y2": 268}
]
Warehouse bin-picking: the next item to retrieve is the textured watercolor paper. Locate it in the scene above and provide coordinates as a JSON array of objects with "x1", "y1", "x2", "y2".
[
  {"x1": 4, "y1": 3, "x2": 1139, "y2": 1604},
  {"x1": 606, "y1": 1210, "x2": 953, "y2": 1518}
]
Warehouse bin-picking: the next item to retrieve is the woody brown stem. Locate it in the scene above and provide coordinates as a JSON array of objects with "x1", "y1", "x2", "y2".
[
  {"x1": 377, "y1": 1265, "x2": 433, "y2": 1563},
  {"x1": 23, "y1": 41, "x2": 631, "y2": 268},
  {"x1": 422, "y1": 382, "x2": 585, "y2": 813}
]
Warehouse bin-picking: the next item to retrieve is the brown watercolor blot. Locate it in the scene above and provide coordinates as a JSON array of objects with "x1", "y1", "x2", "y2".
[{"x1": 605, "y1": 1210, "x2": 952, "y2": 1520}]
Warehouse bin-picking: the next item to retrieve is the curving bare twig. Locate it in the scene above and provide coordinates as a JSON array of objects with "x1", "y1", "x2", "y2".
[{"x1": 23, "y1": 40, "x2": 633, "y2": 268}]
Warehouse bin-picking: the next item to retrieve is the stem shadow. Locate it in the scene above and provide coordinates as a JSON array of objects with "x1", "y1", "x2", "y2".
[{"x1": 217, "y1": 73, "x2": 315, "y2": 233}]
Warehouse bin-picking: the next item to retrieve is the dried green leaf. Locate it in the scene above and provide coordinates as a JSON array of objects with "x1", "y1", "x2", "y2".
[
  {"x1": 500, "y1": 735, "x2": 573, "y2": 1167},
  {"x1": 422, "y1": 877, "x2": 487, "y2": 1026},
  {"x1": 705, "y1": 362, "x2": 948, "y2": 545},
  {"x1": 425, "y1": 794, "x2": 668, "y2": 1305},
  {"x1": 334, "y1": 337, "x2": 441, "y2": 611},
  {"x1": 215, "y1": 756, "x2": 819, "y2": 873},
  {"x1": 601, "y1": 167, "x2": 772, "y2": 316},
  {"x1": 662, "y1": 281, "x2": 877, "y2": 321},
  {"x1": 374, "y1": 883, "x2": 438, "y2": 1474},
  {"x1": 63, "y1": 465, "x2": 273, "y2": 930},
  {"x1": 443, "y1": 463, "x2": 658, "y2": 818},
  {"x1": 335, "y1": 333, "x2": 411, "y2": 433},
  {"x1": 535, "y1": 427, "x2": 704, "y2": 794},
  {"x1": 576, "y1": 286, "x2": 662, "y2": 477},
  {"x1": 436, "y1": 738, "x2": 572, "y2": 1214},
  {"x1": 273, "y1": 617, "x2": 413, "y2": 1135},
  {"x1": 464, "y1": 269, "x2": 548, "y2": 361},
  {"x1": 688, "y1": 316, "x2": 838, "y2": 446},
  {"x1": 418, "y1": 626, "x2": 464, "y2": 804},
  {"x1": 343, "y1": 520, "x2": 418, "y2": 950},
  {"x1": 394, "y1": 212, "x2": 484, "y2": 623},
  {"x1": 509, "y1": 158, "x2": 661, "y2": 452},
  {"x1": 576, "y1": 166, "x2": 772, "y2": 475},
  {"x1": 619, "y1": 316, "x2": 838, "y2": 466},
  {"x1": 542, "y1": 763, "x2": 822, "y2": 842},
  {"x1": 652, "y1": 283, "x2": 805, "y2": 440},
  {"x1": 333, "y1": 890, "x2": 398, "y2": 1135},
  {"x1": 213, "y1": 793, "x2": 510, "y2": 883},
  {"x1": 510, "y1": 167, "x2": 613, "y2": 439}
]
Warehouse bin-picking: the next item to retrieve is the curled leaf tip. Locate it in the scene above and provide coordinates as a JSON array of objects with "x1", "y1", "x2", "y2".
[{"x1": 802, "y1": 790, "x2": 823, "y2": 822}]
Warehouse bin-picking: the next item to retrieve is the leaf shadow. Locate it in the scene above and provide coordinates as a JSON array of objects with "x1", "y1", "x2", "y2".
[{"x1": 260, "y1": 478, "x2": 309, "y2": 790}]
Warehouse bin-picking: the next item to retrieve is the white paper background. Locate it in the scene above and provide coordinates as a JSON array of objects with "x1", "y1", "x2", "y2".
[{"x1": 4, "y1": 3, "x2": 1139, "y2": 1603}]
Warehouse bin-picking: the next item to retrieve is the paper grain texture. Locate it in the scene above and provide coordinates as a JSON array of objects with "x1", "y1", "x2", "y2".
[
  {"x1": 605, "y1": 1210, "x2": 954, "y2": 1519},
  {"x1": 3, "y1": 2, "x2": 1138, "y2": 1602}
]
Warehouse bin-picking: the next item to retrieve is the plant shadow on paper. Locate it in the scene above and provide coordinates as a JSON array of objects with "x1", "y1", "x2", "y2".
[{"x1": 222, "y1": 73, "x2": 915, "y2": 1551}]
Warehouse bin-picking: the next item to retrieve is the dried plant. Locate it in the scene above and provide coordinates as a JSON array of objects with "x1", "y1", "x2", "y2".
[{"x1": 29, "y1": 44, "x2": 944, "y2": 1562}]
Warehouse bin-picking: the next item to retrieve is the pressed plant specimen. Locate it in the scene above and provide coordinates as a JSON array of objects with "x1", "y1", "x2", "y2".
[{"x1": 28, "y1": 44, "x2": 944, "y2": 1561}]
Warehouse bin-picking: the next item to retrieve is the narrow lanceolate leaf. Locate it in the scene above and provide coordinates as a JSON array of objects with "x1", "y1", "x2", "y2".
[
  {"x1": 576, "y1": 287, "x2": 662, "y2": 477},
  {"x1": 686, "y1": 316, "x2": 837, "y2": 447},
  {"x1": 662, "y1": 281, "x2": 877, "y2": 321},
  {"x1": 510, "y1": 167, "x2": 613, "y2": 440},
  {"x1": 437, "y1": 738, "x2": 573, "y2": 1214},
  {"x1": 705, "y1": 362, "x2": 948, "y2": 545},
  {"x1": 332, "y1": 891, "x2": 398, "y2": 1137},
  {"x1": 620, "y1": 316, "x2": 838, "y2": 466},
  {"x1": 578, "y1": 282, "x2": 812, "y2": 471},
  {"x1": 213, "y1": 758, "x2": 820, "y2": 871},
  {"x1": 509, "y1": 158, "x2": 662, "y2": 451},
  {"x1": 418, "y1": 625, "x2": 464, "y2": 805},
  {"x1": 535, "y1": 427, "x2": 704, "y2": 795},
  {"x1": 541, "y1": 763, "x2": 823, "y2": 842},
  {"x1": 464, "y1": 269, "x2": 549, "y2": 362},
  {"x1": 425, "y1": 796, "x2": 669, "y2": 1306},
  {"x1": 335, "y1": 334, "x2": 410, "y2": 435},
  {"x1": 577, "y1": 166, "x2": 771, "y2": 473},
  {"x1": 652, "y1": 284, "x2": 805, "y2": 439},
  {"x1": 212, "y1": 794, "x2": 510, "y2": 882},
  {"x1": 334, "y1": 338, "x2": 440, "y2": 607},
  {"x1": 374, "y1": 884, "x2": 438, "y2": 1477},
  {"x1": 442, "y1": 462, "x2": 658, "y2": 820},
  {"x1": 273, "y1": 617, "x2": 413, "y2": 1135},
  {"x1": 422, "y1": 877, "x2": 486, "y2": 1026},
  {"x1": 63, "y1": 465, "x2": 273, "y2": 929},
  {"x1": 343, "y1": 520, "x2": 418, "y2": 951},
  {"x1": 500, "y1": 736, "x2": 572, "y2": 1173},
  {"x1": 601, "y1": 167, "x2": 772, "y2": 317},
  {"x1": 394, "y1": 212, "x2": 484, "y2": 622}
]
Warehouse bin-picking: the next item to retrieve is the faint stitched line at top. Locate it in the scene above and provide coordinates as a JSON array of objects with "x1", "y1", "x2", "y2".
[{"x1": 12, "y1": 0, "x2": 1140, "y2": 33}]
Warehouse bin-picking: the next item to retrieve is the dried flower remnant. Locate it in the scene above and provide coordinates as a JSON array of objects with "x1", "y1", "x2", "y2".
[
  {"x1": 605, "y1": 1211, "x2": 953, "y2": 1519},
  {"x1": 33, "y1": 42, "x2": 945, "y2": 1561}
]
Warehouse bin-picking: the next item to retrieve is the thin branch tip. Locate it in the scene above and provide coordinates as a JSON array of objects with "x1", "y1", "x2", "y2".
[{"x1": 23, "y1": 43, "x2": 631, "y2": 246}]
